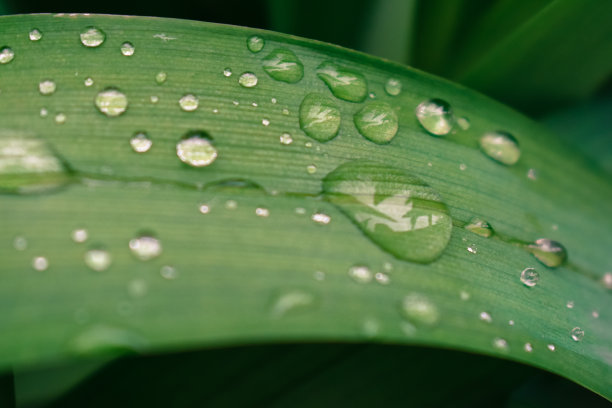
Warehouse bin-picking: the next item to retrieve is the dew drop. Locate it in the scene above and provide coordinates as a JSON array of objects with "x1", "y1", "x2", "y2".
[
  {"x1": 129, "y1": 235, "x2": 162, "y2": 261},
  {"x1": 384, "y1": 78, "x2": 402, "y2": 96},
  {"x1": 311, "y1": 212, "x2": 331, "y2": 225},
  {"x1": 160, "y1": 265, "x2": 178, "y2": 280},
  {"x1": 603, "y1": 272, "x2": 612, "y2": 289},
  {"x1": 467, "y1": 243, "x2": 477, "y2": 254},
  {"x1": 280, "y1": 132, "x2": 293, "y2": 145},
  {"x1": 465, "y1": 217, "x2": 493, "y2": 237},
  {"x1": 524, "y1": 342, "x2": 533, "y2": 352},
  {"x1": 130, "y1": 132, "x2": 152, "y2": 153},
  {"x1": 479, "y1": 131, "x2": 520, "y2": 165},
  {"x1": 80, "y1": 27, "x2": 105, "y2": 47},
  {"x1": 566, "y1": 300, "x2": 575, "y2": 309},
  {"x1": 592, "y1": 310, "x2": 599, "y2": 319},
  {"x1": 354, "y1": 102, "x2": 398, "y2": 144},
  {"x1": 155, "y1": 71, "x2": 167, "y2": 84},
  {"x1": 270, "y1": 290, "x2": 315, "y2": 318},
  {"x1": 316, "y1": 61, "x2": 367, "y2": 102},
  {"x1": 84, "y1": 248, "x2": 111, "y2": 271},
  {"x1": 120, "y1": 42, "x2": 135, "y2": 56},
  {"x1": 95, "y1": 88, "x2": 128, "y2": 117},
  {"x1": 508, "y1": 320, "x2": 515, "y2": 326},
  {"x1": 527, "y1": 168, "x2": 538, "y2": 180},
  {"x1": 179, "y1": 94, "x2": 199, "y2": 112},
  {"x1": 0, "y1": 47, "x2": 15, "y2": 64},
  {"x1": 247, "y1": 35, "x2": 264, "y2": 53},
  {"x1": 84, "y1": 77, "x2": 94, "y2": 87},
  {"x1": 39, "y1": 108, "x2": 48, "y2": 118},
  {"x1": 348, "y1": 265, "x2": 372, "y2": 283},
  {"x1": 261, "y1": 118, "x2": 270, "y2": 126},
  {"x1": 570, "y1": 327, "x2": 584, "y2": 342},
  {"x1": 71, "y1": 228, "x2": 88, "y2": 243},
  {"x1": 150, "y1": 95, "x2": 159, "y2": 104},
  {"x1": 13, "y1": 236, "x2": 27, "y2": 251},
  {"x1": 527, "y1": 238, "x2": 567, "y2": 268},
  {"x1": 32, "y1": 256, "x2": 48, "y2": 271},
  {"x1": 298, "y1": 93, "x2": 341, "y2": 143},
  {"x1": 520, "y1": 267, "x2": 539, "y2": 287},
  {"x1": 54, "y1": 113, "x2": 66, "y2": 124},
  {"x1": 38, "y1": 80, "x2": 56, "y2": 96},
  {"x1": 400, "y1": 293, "x2": 439, "y2": 326},
  {"x1": 493, "y1": 338, "x2": 509, "y2": 351},
  {"x1": 306, "y1": 164, "x2": 317, "y2": 174},
  {"x1": 255, "y1": 207, "x2": 270, "y2": 217},
  {"x1": 238, "y1": 72, "x2": 258, "y2": 88},
  {"x1": 415, "y1": 99, "x2": 453, "y2": 136},
  {"x1": 223, "y1": 68, "x2": 232, "y2": 77},
  {"x1": 176, "y1": 132, "x2": 217, "y2": 167},
  {"x1": 479, "y1": 311, "x2": 492, "y2": 323},
  {"x1": 262, "y1": 48, "x2": 304, "y2": 83},
  {"x1": 547, "y1": 344, "x2": 556, "y2": 351},
  {"x1": 29, "y1": 29, "x2": 42, "y2": 41},
  {"x1": 199, "y1": 204, "x2": 210, "y2": 214},
  {"x1": 374, "y1": 272, "x2": 390, "y2": 285},
  {"x1": 295, "y1": 207, "x2": 306, "y2": 215},
  {"x1": 323, "y1": 161, "x2": 452, "y2": 263}
]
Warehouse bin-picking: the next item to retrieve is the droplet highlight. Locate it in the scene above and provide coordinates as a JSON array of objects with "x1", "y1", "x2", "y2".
[
  {"x1": 479, "y1": 311, "x2": 492, "y2": 323},
  {"x1": 299, "y1": 93, "x2": 341, "y2": 143},
  {"x1": 415, "y1": 99, "x2": 453, "y2": 136},
  {"x1": 32, "y1": 256, "x2": 49, "y2": 271},
  {"x1": 570, "y1": 327, "x2": 584, "y2": 342},
  {"x1": 262, "y1": 48, "x2": 304, "y2": 83},
  {"x1": 29, "y1": 29, "x2": 42, "y2": 41},
  {"x1": 479, "y1": 131, "x2": 520, "y2": 166},
  {"x1": 316, "y1": 61, "x2": 367, "y2": 103},
  {"x1": 348, "y1": 265, "x2": 372, "y2": 283},
  {"x1": 353, "y1": 102, "x2": 398, "y2": 144},
  {"x1": 38, "y1": 80, "x2": 56, "y2": 96},
  {"x1": 520, "y1": 267, "x2": 539, "y2": 287}
]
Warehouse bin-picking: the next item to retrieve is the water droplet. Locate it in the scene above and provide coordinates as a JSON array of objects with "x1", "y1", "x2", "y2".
[
  {"x1": 120, "y1": 42, "x2": 135, "y2": 56},
  {"x1": 32, "y1": 256, "x2": 48, "y2": 271},
  {"x1": 323, "y1": 161, "x2": 452, "y2": 263},
  {"x1": 160, "y1": 265, "x2": 178, "y2": 280},
  {"x1": 282, "y1": 108, "x2": 289, "y2": 115},
  {"x1": 467, "y1": 243, "x2": 478, "y2": 254},
  {"x1": 547, "y1": 344, "x2": 556, "y2": 351},
  {"x1": 280, "y1": 132, "x2": 293, "y2": 145},
  {"x1": 270, "y1": 290, "x2": 315, "y2": 318},
  {"x1": 255, "y1": 207, "x2": 270, "y2": 217},
  {"x1": 238, "y1": 72, "x2": 258, "y2": 88},
  {"x1": 603, "y1": 273, "x2": 612, "y2": 289},
  {"x1": 130, "y1": 132, "x2": 152, "y2": 153},
  {"x1": 128, "y1": 279, "x2": 147, "y2": 298},
  {"x1": 0, "y1": 47, "x2": 15, "y2": 64},
  {"x1": 520, "y1": 267, "x2": 539, "y2": 287},
  {"x1": 348, "y1": 265, "x2": 372, "y2": 283},
  {"x1": 261, "y1": 118, "x2": 270, "y2": 126},
  {"x1": 354, "y1": 102, "x2": 399, "y2": 144},
  {"x1": 415, "y1": 99, "x2": 453, "y2": 136},
  {"x1": 225, "y1": 200, "x2": 238, "y2": 210},
  {"x1": 223, "y1": 68, "x2": 232, "y2": 77},
  {"x1": 566, "y1": 300, "x2": 575, "y2": 309},
  {"x1": 69, "y1": 325, "x2": 147, "y2": 355},
  {"x1": 457, "y1": 117, "x2": 470, "y2": 130},
  {"x1": 306, "y1": 164, "x2": 317, "y2": 174},
  {"x1": 493, "y1": 338, "x2": 509, "y2": 351},
  {"x1": 54, "y1": 113, "x2": 66, "y2": 124},
  {"x1": 84, "y1": 77, "x2": 94, "y2": 87},
  {"x1": 460, "y1": 290, "x2": 470, "y2": 301},
  {"x1": 299, "y1": 93, "x2": 341, "y2": 143},
  {"x1": 316, "y1": 61, "x2": 367, "y2": 102},
  {"x1": 247, "y1": 35, "x2": 264, "y2": 53},
  {"x1": 80, "y1": 27, "x2": 105, "y2": 47},
  {"x1": 95, "y1": 88, "x2": 128, "y2": 117},
  {"x1": 262, "y1": 48, "x2": 304, "y2": 83},
  {"x1": 84, "y1": 248, "x2": 111, "y2": 271},
  {"x1": 384, "y1": 78, "x2": 402, "y2": 96},
  {"x1": 150, "y1": 95, "x2": 159, "y2": 104},
  {"x1": 570, "y1": 327, "x2": 584, "y2": 342},
  {"x1": 459, "y1": 163, "x2": 467, "y2": 171},
  {"x1": 401, "y1": 293, "x2": 439, "y2": 326},
  {"x1": 129, "y1": 235, "x2": 162, "y2": 261},
  {"x1": 179, "y1": 94, "x2": 199, "y2": 112},
  {"x1": 313, "y1": 270, "x2": 326, "y2": 281},
  {"x1": 71, "y1": 228, "x2": 88, "y2": 243},
  {"x1": 479, "y1": 131, "x2": 520, "y2": 165},
  {"x1": 311, "y1": 212, "x2": 331, "y2": 225},
  {"x1": 29, "y1": 29, "x2": 42, "y2": 41},
  {"x1": 40, "y1": 108, "x2": 48, "y2": 117},
  {"x1": 479, "y1": 311, "x2": 492, "y2": 323},
  {"x1": 13, "y1": 236, "x2": 27, "y2": 250},
  {"x1": 176, "y1": 132, "x2": 217, "y2": 167},
  {"x1": 271, "y1": 97, "x2": 277, "y2": 104},
  {"x1": 375, "y1": 272, "x2": 390, "y2": 285},
  {"x1": 199, "y1": 204, "x2": 210, "y2": 214},
  {"x1": 465, "y1": 217, "x2": 493, "y2": 237},
  {"x1": 155, "y1": 71, "x2": 167, "y2": 84},
  {"x1": 524, "y1": 342, "x2": 533, "y2": 352},
  {"x1": 592, "y1": 310, "x2": 599, "y2": 319},
  {"x1": 508, "y1": 320, "x2": 515, "y2": 326},
  {"x1": 527, "y1": 238, "x2": 567, "y2": 268}
]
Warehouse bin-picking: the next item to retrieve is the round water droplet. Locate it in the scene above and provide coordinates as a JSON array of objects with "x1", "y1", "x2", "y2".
[
  {"x1": 155, "y1": 71, "x2": 167, "y2": 84},
  {"x1": 547, "y1": 344, "x2": 556, "y2": 351},
  {"x1": 520, "y1": 267, "x2": 539, "y2": 287},
  {"x1": 247, "y1": 35, "x2": 264, "y2": 53},
  {"x1": 323, "y1": 161, "x2": 452, "y2": 263},
  {"x1": 316, "y1": 61, "x2": 367, "y2": 102},
  {"x1": 179, "y1": 94, "x2": 199, "y2": 112},
  {"x1": 262, "y1": 48, "x2": 304, "y2": 83},
  {"x1": 32, "y1": 256, "x2": 48, "y2": 271},
  {"x1": 54, "y1": 113, "x2": 66, "y2": 124},
  {"x1": 270, "y1": 290, "x2": 315, "y2": 318},
  {"x1": 84, "y1": 248, "x2": 111, "y2": 271},
  {"x1": 457, "y1": 117, "x2": 470, "y2": 130},
  {"x1": 299, "y1": 93, "x2": 341, "y2": 143},
  {"x1": 306, "y1": 164, "x2": 317, "y2": 174},
  {"x1": 130, "y1": 132, "x2": 152, "y2": 153},
  {"x1": 84, "y1": 77, "x2": 94, "y2": 87},
  {"x1": 348, "y1": 265, "x2": 372, "y2": 283},
  {"x1": 570, "y1": 327, "x2": 584, "y2": 342},
  {"x1": 592, "y1": 310, "x2": 599, "y2": 319},
  {"x1": 129, "y1": 235, "x2": 162, "y2": 261},
  {"x1": 354, "y1": 102, "x2": 399, "y2": 144},
  {"x1": 80, "y1": 27, "x2": 105, "y2": 47},
  {"x1": 527, "y1": 238, "x2": 567, "y2": 268},
  {"x1": 40, "y1": 108, "x2": 48, "y2": 118},
  {"x1": 176, "y1": 132, "x2": 217, "y2": 167},
  {"x1": 261, "y1": 118, "x2": 270, "y2": 126},
  {"x1": 71, "y1": 228, "x2": 88, "y2": 243},
  {"x1": 199, "y1": 204, "x2": 210, "y2": 214},
  {"x1": 150, "y1": 95, "x2": 159, "y2": 104},
  {"x1": 238, "y1": 72, "x2": 258, "y2": 88},
  {"x1": 160, "y1": 265, "x2": 178, "y2": 280},
  {"x1": 524, "y1": 342, "x2": 533, "y2": 352},
  {"x1": 38, "y1": 80, "x2": 56, "y2": 95},
  {"x1": 255, "y1": 207, "x2": 270, "y2": 217},
  {"x1": 95, "y1": 88, "x2": 128, "y2": 117},
  {"x1": 311, "y1": 212, "x2": 331, "y2": 225},
  {"x1": 415, "y1": 99, "x2": 453, "y2": 136},
  {"x1": 602, "y1": 272, "x2": 612, "y2": 289},
  {"x1": 120, "y1": 42, "x2": 135, "y2": 56},
  {"x1": 465, "y1": 217, "x2": 493, "y2": 237},
  {"x1": 384, "y1": 78, "x2": 402, "y2": 96},
  {"x1": 493, "y1": 337, "x2": 509, "y2": 351},
  {"x1": 29, "y1": 29, "x2": 42, "y2": 41},
  {"x1": 401, "y1": 293, "x2": 439, "y2": 326},
  {"x1": 479, "y1": 131, "x2": 520, "y2": 165},
  {"x1": 13, "y1": 236, "x2": 27, "y2": 250},
  {"x1": 280, "y1": 132, "x2": 293, "y2": 145},
  {"x1": 479, "y1": 311, "x2": 492, "y2": 323},
  {"x1": 508, "y1": 320, "x2": 515, "y2": 326},
  {"x1": 223, "y1": 68, "x2": 232, "y2": 77},
  {"x1": 0, "y1": 47, "x2": 15, "y2": 64}
]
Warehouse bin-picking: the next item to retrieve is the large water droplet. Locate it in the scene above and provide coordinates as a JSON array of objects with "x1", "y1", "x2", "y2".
[
  {"x1": 479, "y1": 131, "x2": 520, "y2": 165},
  {"x1": 0, "y1": 47, "x2": 15, "y2": 64},
  {"x1": 120, "y1": 42, "x2": 135, "y2": 56},
  {"x1": 527, "y1": 238, "x2": 567, "y2": 268},
  {"x1": 299, "y1": 93, "x2": 341, "y2": 142},
  {"x1": 602, "y1": 272, "x2": 612, "y2": 289},
  {"x1": 400, "y1": 293, "x2": 439, "y2": 326},
  {"x1": 520, "y1": 267, "x2": 539, "y2": 287},
  {"x1": 38, "y1": 80, "x2": 56, "y2": 96},
  {"x1": 238, "y1": 72, "x2": 258, "y2": 88},
  {"x1": 262, "y1": 48, "x2": 304, "y2": 83},
  {"x1": 179, "y1": 94, "x2": 199, "y2": 112},
  {"x1": 316, "y1": 61, "x2": 367, "y2": 103},
  {"x1": 353, "y1": 102, "x2": 398, "y2": 144},
  {"x1": 384, "y1": 78, "x2": 402, "y2": 96},
  {"x1": 130, "y1": 132, "x2": 152, "y2": 153},
  {"x1": 247, "y1": 35, "x2": 264, "y2": 53},
  {"x1": 95, "y1": 88, "x2": 128, "y2": 117},
  {"x1": 323, "y1": 161, "x2": 452, "y2": 263},
  {"x1": 270, "y1": 290, "x2": 315, "y2": 318},
  {"x1": 129, "y1": 235, "x2": 162, "y2": 261},
  {"x1": 570, "y1": 327, "x2": 584, "y2": 342},
  {"x1": 84, "y1": 248, "x2": 111, "y2": 271},
  {"x1": 80, "y1": 27, "x2": 105, "y2": 47},
  {"x1": 415, "y1": 99, "x2": 453, "y2": 136},
  {"x1": 176, "y1": 132, "x2": 217, "y2": 167},
  {"x1": 465, "y1": 217, "x2": 493, "y2": 237}
]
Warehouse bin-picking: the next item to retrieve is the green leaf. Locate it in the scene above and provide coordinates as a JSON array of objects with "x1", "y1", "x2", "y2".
[{"x1": 0, "y1": 13, "x2": 610, "y2": 402}]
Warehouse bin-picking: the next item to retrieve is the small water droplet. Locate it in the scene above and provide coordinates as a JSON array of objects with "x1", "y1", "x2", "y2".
[
  {"x1": 261, "y1": 118, "x2": 270, "y2": 126},
  {"x1": 316, "y1": 61, "x2": 367, "y2": 102},
  {"x1": 255, "y1": 207, "x2": 270, "y2": 217},
  {"x1": 524, "y1": 342, "x2": 533, "y2": 352},
  {"x1": 479, "y1": 311, "x2": 492, "y2": 323},
  {"x1": 71, "y1": 228, "x2": 88, "y2": 243},
  {"x1": 279, "y1": 132, "x2": 293, "y2": 145},
  {"x1": 527, "y1": 238, "x2": 567, "y2": 268},
  {"x1": 401, "y1": 293, "x2": 439, "y2": 326},
  {"x1": 129, "y1": 235, "x2": 162, "y2": 261},
  {"x1": 493, "y1": 338, "x2": 509, "y2": 351},
  {"x1": 32, "y1": 256, "x2": 48, "y2": 271},
  {"x1": 130, "y1": 132, "x2": 152, "y2": 153},
  {"x1": 467, "y1": 244, "x2": 477, "y2": 254},
  {"x1": 323, "y1": 161, "x2": 452, "y2": 263},
  {"x1": 570, "y1": 327, "x2": 584, "y2": 342},
  {"x1": 457, "y1": 117, "x2": 470, "y2": 130},
  {"x1": 304, "y1": 164, "x2": 316, "y2": 175},
  {"x1": 84, "y1": 248, "x2": 111, "y2": 271},
  {"x1": 566, "y1": 300, "x2": 575, "y2": 309},
  {"x1": 13, "y1": 236, "x2": 27, "y2": 250},
  {"x1": 354, "y1": 102, "x2": 399, "y2": 144},
  {"x1": 54, "y1": 113, "x2": 66, "y2": 124},
  {"x1": 29, "y1": 28, "x2": 42, "y2": 41},
  {"x1": 465, "y1": 217, "x2": 493, "y2": 237},
  {"x1": 247, "y1": 35, "x2": 264, "y2": 53},
  {"x1": 120, "y1": 42, "x2": 135, "y2": 56},
  {"x1": 603, "y1": 273, "x2": 612, "y2": 289},
  {"x1": 592, "y1": 310, "x2": 599, "y2": 319},
  {"x1": 0, "y1": 47, "x2": 15, "y2": 64},
  {"x1": 375, "y1": 272, "x2": 390, "y2": 285},
  {"x1": 262, "y1": 48, "x2": 304, "y2": 83},
  {"x1": 270, "y1": 290, "x2": 315, "y2": 318},
  {"x1": 520, "y1": 267, "x2": 539, "y2": 287},
  {"x1": 40, "y1": 108, "x2": 48, "y2": 117},
  {"x1": 179, "y1": 94, "x2": 199, "y2": 112},
  {"x1": 313, "y1": 270, "x2": 326, "y2": 281},
  {"x1": 299, "y1": 93, "x2": 341, "y2": 143},
  {"x1": 95, "y1": 88, "x2": 128, "y2": 117},
  {"x1": 368, "y1": 92, "x2": 376, "y2": 99},
  {"x1": 150, "y1": 95, "x2": 159, "y2": 104},
  {"x1": 223, "y1": 68, "x2": 232, "y2": 77},
  {"x1": 155, "y1": 71, "x2": 167, "y2": 84},
  {"x1": 384, "y1": 78, "x2": 402, "y2": 96},
  {"x1": 225, "y1": 200, "x2": 238, "y2": 210},
  {"x1": 199, "y1": 204, "x2": 210, "y2": 214},
  {"x1": 311, "y1": 212, "x2": 331, "y2": 225},
  {"x1": 128, "y1": 279, "x2": 147, "y2": 298},
  {"x1": 415, "y1": 99, "x2": 453, "y2": 136},
  {"x1": 84, "y1": 77, "x2": 94, "y2": 87},
  {"x1": 508, "y1": 320, "x2": 515, "y2": 326},
  {"x1": 282, "y1": 108, "x2": 289, "y2": 115},
  {"x1": 479, "y1": 131, "x2": 520, "y2": 165},
  {"x1": 160, "y1": 265, "x2": 178, "y2": 280},
  {"x1": 271, "y1": 97, "x2": 277, "y2": 104},
  {"x1": 460, "y1": 290, "x2": 470, "y2": 301},
  {"x1": 80, "y1": 27, "x2": 105, "y2": 47},
  {"x1": 547, "y1": 344, "x2": 556, "y2": 351},
  {"x1": 238, "y1": 72, "x2": 258, "y2": 88},
  {"x1": 348, "y1": 265, "x2": 372, "y2": 283},
  {"x1": 176, "y1": 132, "x2": 217, "y2": 167}
]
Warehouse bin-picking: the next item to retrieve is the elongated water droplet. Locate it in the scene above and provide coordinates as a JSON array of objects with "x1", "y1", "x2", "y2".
[
  {"x1": 129, "y1": 235, "x2": 162, "y2": 261},
  {"x1": 348, "y1": 265, "x2": 372, "y2": 283},
  {"x1": 32, "y1": 256, "x2": 49, "y2": 271},
  {"x1": 38, "y1": 80, "x2": 56, "y2": 95},
  {"x1": 520, "y1": 267, "x2": 539, "y2": 287},
  {"x1": 479, "y1": 131, "x2": 520, "y2": 165},
  {"x1": 479, "y1": 311, "x2": 492, "y2": 323},
  {"x1": 465, "y1": 217, "x2": 493, "y2": 237},
  {"x1": 311, "y1": 212, "x2": 331, "y2": 225},
  {"x1": 84, "y1": 248, "x2": 111, "y2": 271},
  {"x1": 570, "y1": 327, "x2": 584, "y2": 342},
  {"x1": 299, "y1": 93, "x2": 341, "y2": 142},
  {"x1": 316, "y1": 61, "x2": 367, "y2": 102},
  {"x1": 0, "y1": 47, "x2": 15, "y2": 64},
  {"x1": 179, "y1": 94, "x2": 199, "y2": 112},
  {"x1": 384, "y1": 78, "x2": 402, "y2": 96},
  {"x1": 238, "y1": 72, "x2": 258, "y2": 88},
  {"x1": 323, "y1": 161, "x2": 452, "y2": 263},
  {"x1": 375, "y1": 272, "x2": 390, "y2": 285},
  {"x1": 80, "y1": 27, "x2": 105, "y2": 47},
  {"x1": 415, "y1": 99, "x2": 453, "y2": 136},
  {"x1": 69, "y1": 325, "x2": 147, "y2": 355},
  {"x1": 255, "y1": 207, "x2": 270, "y2": 217},
  {"x1": 120, "y1": 42, "x2": 135, "y2": 56},
  {"x1": 527, "y1": 238, "x2": 567, "y2": 268},
  {"x1": 247, "y1": 35, "x2": 264, "y2": 53},
  {"x1": 130, "y1": 132, "x2": 152, "y2": 153},
  {"x1": 155, "y1": 71, "x2": 167, "y2": 84},
  {"x1": 71, "y1": 228, "x2": 88, "y2": 243},
  {"x1": 262, "y1": 48, "x2": 304, "y2": 83},
  {"x1": 270, "y1": 290, "x2": 315, "y2": 318},
  {"x1": 354, "y1": 102, "x2": 398, "y2": 144},
  {"x1": 29, "y1": 29, "x2": 42, "y2": 41},
  {"x1": 223, "y1": 68, "x2": 232, "y2": 77},
  {"x1": 95, "y1": 88, "x2": 128, "y2": 117},
  {"x1": 401, "y1": 293, "x2": 439, "y2": 326},
  {"x1": 547, "y1": 344, "x2": 556, "y2": 351},
  {"x1": 176, "y1": 132, "x2": 217, "y2": 167}
]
